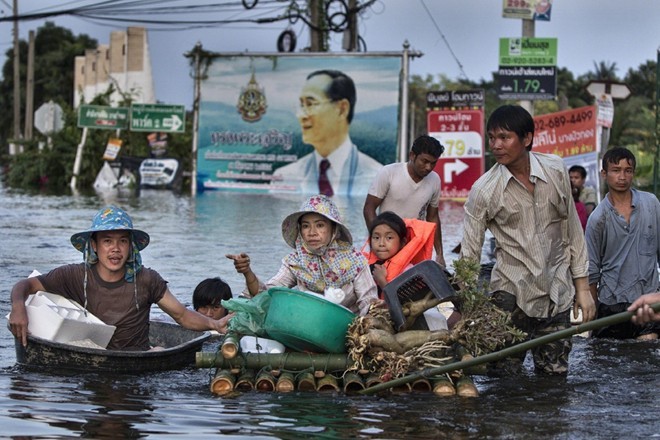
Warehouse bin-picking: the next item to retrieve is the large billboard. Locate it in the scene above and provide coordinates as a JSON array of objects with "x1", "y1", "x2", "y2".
[{"x1": 197, "y1": 54, "x2": 402, "y2": 196}]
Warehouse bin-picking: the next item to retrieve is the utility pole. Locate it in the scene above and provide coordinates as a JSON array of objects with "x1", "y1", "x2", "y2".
[
  {"x1": 344, "y1": 0, "x2": 358, "y2": 52},
  {"x1": 24, "y1": 30, "x2": 34, "y2": 140},
  {"x1": 12, "y1": 0, "x2": 21, "y2": 141},
  {"x1": 653, "y1": 46, "x2": 659, "y2": 195},
  {"x1": 309, "y1": 0, "x2": 327, "y2": 51},
  {"x1": 586, "y1": 79, "x2": 630, "y2": 201},
  {"x1": 399, "y1": 41, "x2": 411, "y2": 162},
  {"x1": 520, "y1": 18, "x2": 534, "y2": 116},
  {"x1": 190, "y1": 42, "x2": 202, "y2": 197}
]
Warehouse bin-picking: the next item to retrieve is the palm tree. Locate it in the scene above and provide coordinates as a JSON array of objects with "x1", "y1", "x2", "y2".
[{"x1": 586, "y1": 60, "x2": 620, "y2": 81}]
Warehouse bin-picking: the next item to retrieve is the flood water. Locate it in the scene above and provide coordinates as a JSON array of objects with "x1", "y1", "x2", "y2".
[{"x1": 0, "y1": 180, "x2": 658, "y2": 439}]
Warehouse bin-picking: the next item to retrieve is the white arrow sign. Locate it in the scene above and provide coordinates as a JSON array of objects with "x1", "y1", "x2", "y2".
[
  {"x1": 443, "y1": 159, "x2": 469, "y2": 184},
  {"x1": 163, "y1": 114, "x2": 183, "y2": 132}
]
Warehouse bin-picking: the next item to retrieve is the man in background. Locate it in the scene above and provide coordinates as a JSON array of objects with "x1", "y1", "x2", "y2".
[
  {"x1": 569, "y1": 164, "x2": 598, "y2": 216},
  {"x1": 586, "y1": 147, "x2": 660, "y2": 340},
  {"x1": 363, "y1": 134, "x2": 446, "y2": 267},
  {"x1": 273, "y1": 69, "x2": 382, "y2": 196}
]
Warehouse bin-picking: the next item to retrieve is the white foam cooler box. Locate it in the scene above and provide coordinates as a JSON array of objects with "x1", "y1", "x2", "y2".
[
  {"x1": 239, "y1": 335, "x2": 285, "y2": 354},
  {"x1": 25, "y1": 291, "x2": 116, "y2": 348}
]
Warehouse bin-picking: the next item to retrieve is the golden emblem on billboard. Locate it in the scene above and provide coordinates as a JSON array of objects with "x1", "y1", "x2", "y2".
[{"x1": 237, "y1": 71, "x2": 267, "y2": 122}]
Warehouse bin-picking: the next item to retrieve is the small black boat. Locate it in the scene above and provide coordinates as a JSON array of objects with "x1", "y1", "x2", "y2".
[{"x1": 14, "y1": 321, "x2": 211, "y2": 373}]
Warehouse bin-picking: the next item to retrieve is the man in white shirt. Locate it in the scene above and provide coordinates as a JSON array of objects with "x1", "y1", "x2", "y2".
[
  {"x1": 272, "y1": 70, "x2": 382, "y2": 196},
  {"x1": 363, "y1": 134, "x2": 446, "y2": 267}
]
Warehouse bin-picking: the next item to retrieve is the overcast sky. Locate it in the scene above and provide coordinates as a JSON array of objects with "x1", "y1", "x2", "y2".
[{"x1": 1, "y1": 0, "x2": 658, "y2": 109}]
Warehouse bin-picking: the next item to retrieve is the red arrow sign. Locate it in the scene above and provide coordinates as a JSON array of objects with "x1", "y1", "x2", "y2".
[{"x1": 427, "y1": 109, "x2": 485, "y2": 200}]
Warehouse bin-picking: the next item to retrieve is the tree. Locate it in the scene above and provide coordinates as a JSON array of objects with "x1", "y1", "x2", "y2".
[
  {"x1": 624, "y1": 59, "x2": 656, "y2": 105},
  {"x1": 0, "y1": 21, "x2": 97, "y2": 146},
  {"x1": 585, "y1": 60, "x2": 620, "y2": 81},
  {"x1": 554, "y1": 66, "x2": 591, "y2": 110}
]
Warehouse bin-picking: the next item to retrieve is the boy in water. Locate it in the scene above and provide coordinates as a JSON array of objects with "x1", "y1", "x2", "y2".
[{"x1": 193, "y1": 277, "x2": 233, "y2": 320}]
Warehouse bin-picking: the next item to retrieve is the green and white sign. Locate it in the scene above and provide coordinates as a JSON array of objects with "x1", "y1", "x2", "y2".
[
  {"x1": 499, "y1": 37, "x2": 557, "y2": 66},
  {"x1": 78, "y1": 104, "x2": 129, "y2": 129},
  {"x1": 496, "y1": 66, "x2": 557, "y2": 100},
  {"x1": 130, "y1": 104, "x2": 186, "y2": 133}
]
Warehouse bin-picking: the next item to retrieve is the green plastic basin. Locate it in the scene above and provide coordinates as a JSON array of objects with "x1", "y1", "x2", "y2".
[{"x1": 264, "y1": 287, "x2": 356, "y2": 353}]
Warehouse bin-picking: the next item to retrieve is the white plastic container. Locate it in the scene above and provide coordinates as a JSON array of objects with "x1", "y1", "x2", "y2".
[
  {"x1": 423, "y1": 306, "x2": 449, "y2": 331},
  {"x1": 24, "y1": 291, "x2": 116, "y2": 348},
  {"x1": 239, "y1": 335, "x2": 285, "y2": 354}
]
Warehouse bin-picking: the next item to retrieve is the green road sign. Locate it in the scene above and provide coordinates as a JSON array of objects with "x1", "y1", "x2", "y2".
[
  {"x1": 131, "y1": 104, "x2": 186, "y2": 133},
  {"x1": 499, "y1": 37, "x2": 558, "y2": 66},
  {"x1": 496, "y1": 66, "x2": 557, "y2": 100},
  {"x1": 78, "y1": 104, "x2": 129, "y2": 129}
]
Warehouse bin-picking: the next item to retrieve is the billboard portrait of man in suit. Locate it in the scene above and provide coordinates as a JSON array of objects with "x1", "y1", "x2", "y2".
[{"x1": 273, "y1": 69, "x2": 382, "y2": 197}]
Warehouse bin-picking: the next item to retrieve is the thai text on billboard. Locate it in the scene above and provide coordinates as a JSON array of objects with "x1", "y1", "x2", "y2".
[
  {"x1": 533, "y1": 105, "x2": 600, "y2": 196},
  {"x1": 533, "y1": 106, "x2": 597, "y2": 158}
]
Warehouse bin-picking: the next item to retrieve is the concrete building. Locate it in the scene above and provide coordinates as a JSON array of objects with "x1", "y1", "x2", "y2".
[{"x1": 74, "y1": 27, "x2": 155, "y2": 107}]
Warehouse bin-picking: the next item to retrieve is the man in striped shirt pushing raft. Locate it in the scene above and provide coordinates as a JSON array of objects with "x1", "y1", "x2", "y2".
[{"x1": 459, "y1": 104, "x2": 596, "y2": 376}]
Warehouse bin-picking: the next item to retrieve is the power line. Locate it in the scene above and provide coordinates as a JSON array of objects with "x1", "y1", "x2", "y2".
[
  {"x1": 0, "y1": 0, "x2": 379, "y2": 47},
  {"x1": 419, "y1": 0, "x2": 467, "y2": 80},
  {"x1": 1, "y1": 1, "x2": 377, "y2": 34},
  {"x1": 0, "y1": 0, "x2": 291, "y2": 26}
]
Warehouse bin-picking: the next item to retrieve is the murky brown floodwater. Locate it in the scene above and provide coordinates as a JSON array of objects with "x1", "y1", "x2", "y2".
[{"x1": 0, "y1": 181, "x2": 658, "y2": 439}]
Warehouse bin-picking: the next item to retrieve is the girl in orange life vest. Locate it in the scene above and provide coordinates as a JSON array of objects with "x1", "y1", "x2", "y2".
[
  {"x1": 365, "y1": 211, "x2": 460, "y2": 330},
  {"x1": 365, "y1": 211, "x2": 436, "y2": 298}
]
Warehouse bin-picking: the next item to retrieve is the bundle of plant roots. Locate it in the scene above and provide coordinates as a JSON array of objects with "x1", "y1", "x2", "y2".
[
  {"x1": 347, "y1": 258, "x2": 526, "y2": 380},
  {"x1": 347, "y1": 304, "x2": 453, "y2": 380},
  {"x1": 449, "y1": 258, "x2": 526, "y2": 357}
]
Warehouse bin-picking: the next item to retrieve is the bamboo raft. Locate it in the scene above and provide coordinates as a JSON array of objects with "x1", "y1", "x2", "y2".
[
  {"x1": 195, "y1": 266, "x2": 485, "y2": 397},
  {"x1": 206, "y1": 366, "x2": 479, "y2": 397},
  {"x1": 196, "y1": 346, "x2": 481, "y2": 397},
  {"x1": 195, "y1": 256, "x2": 660, "y2": 397},
  {"x1": 195, "y1": 303, "x2": 660, "y2": 396},
  {"x1": 195, "y1": 263, "x2": 489, "y2": 397}
]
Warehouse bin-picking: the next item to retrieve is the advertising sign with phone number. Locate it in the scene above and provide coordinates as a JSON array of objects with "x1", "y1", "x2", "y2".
[
  {"x1": 533, "y1": 105, "x2": 600, "y2": 197},
  {"x1": 532, "y1": 106, "x2": 597, "y2": 158}
]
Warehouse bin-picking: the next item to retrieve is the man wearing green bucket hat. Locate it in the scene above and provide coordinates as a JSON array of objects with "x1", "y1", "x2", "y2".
[{"x1": 9, "y1": 205, "x2": 232, "y2": 350}]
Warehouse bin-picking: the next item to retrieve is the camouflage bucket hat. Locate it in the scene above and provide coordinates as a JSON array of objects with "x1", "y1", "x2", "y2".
[
  {"x1": 281, "y1": 194, "x2": 352, "y2": 248},
  {"x1": 70, "y1": 205, "x2": 150, "y2": 252}
]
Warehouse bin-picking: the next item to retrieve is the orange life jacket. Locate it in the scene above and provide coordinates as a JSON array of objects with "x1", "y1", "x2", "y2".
[{"x1": 364, "y1": 218, "x2": 436, "y2": 284}]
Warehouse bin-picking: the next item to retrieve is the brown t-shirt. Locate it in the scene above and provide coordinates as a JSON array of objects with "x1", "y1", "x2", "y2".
[{"x1": 38, "y1": 263, "x2": 168, "y2": 350}]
